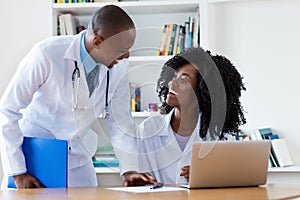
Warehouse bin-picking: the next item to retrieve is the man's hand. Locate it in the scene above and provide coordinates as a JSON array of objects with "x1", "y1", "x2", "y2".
[
  {"x1": 13, "y1": 173, "x2": 45, "y2": 189},
  {"x1": 180, "y1": 166, "x2": 190, "y2": 182},
  {"x1": 123, "y1": 171, "x2": 163, "y2": 187}
]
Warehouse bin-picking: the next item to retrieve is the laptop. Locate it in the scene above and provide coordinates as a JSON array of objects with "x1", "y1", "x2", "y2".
[{"x1": 185, "y1": 140, "x2": 271, "y2": 189}]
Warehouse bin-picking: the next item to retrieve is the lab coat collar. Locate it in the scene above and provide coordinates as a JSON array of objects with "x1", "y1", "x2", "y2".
[
  {"x1": 159, "y1": 109, "x2": 202, "y2": 138},
  {"x1": 64, "y1": 31, "x2": 85, "y2": 64},
  {"x1": 64, "y1": 31, "x2": 108, "y2": 75},
  {"x1": 161, "y1": 108, "x2": 203, "y2": 155},
  {"x1": 158, "y1": 109, "x2": 175, "y2": 137}
]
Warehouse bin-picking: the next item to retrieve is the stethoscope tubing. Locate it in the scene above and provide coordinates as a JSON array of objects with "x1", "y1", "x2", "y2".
[{"x1": 71, "y1": 61, "x2": 109, "y2": 118}]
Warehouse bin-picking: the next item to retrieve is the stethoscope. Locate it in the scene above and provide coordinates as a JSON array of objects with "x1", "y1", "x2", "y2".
[{"x1": 72, "y1": 61, "x2": 110, "y2": 119}]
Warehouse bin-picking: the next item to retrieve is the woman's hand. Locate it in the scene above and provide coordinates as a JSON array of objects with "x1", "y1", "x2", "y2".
[
  {"x1": 180, "y1": 166, "x2": 190, "y2": 182},
  {"x1": 13, "y1": 173, "x2": 45, "y2": 189},
  {"x1": 123, "y1": 171, "x2": 163, "y2": 187}
]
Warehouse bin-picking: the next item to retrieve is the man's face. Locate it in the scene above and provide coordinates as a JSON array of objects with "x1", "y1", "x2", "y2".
[{"x1": 90, "y1": 29, "x2": 136, "y2": 68}]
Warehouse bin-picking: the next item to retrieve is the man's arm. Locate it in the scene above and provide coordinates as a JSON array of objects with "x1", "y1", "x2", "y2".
[
  {"x1": 105, "y1": 61, "x2": 139, "y2": 175},
  {"x1": 0, "y1": 45, "x2": 47, "y2": 188}
]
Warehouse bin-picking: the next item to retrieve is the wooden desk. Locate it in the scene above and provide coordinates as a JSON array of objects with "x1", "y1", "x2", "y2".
[{"x1": 1, "y1": 184, "x2": 300, "y2": 200}]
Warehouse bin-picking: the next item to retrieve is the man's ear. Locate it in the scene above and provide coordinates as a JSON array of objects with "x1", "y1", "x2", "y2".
[{"x1": 93, "y1": 35, "x2": 104, "y2": 46}]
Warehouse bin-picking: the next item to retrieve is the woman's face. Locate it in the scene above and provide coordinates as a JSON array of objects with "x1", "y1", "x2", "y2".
[{"x1": 166, "y1": 63, "x2": 198, "y2": 109}]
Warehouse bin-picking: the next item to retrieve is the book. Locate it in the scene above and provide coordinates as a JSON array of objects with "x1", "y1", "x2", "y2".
[
  {"x1": 178, "y1": 25, "x2": 186, "y2": 53},
  {"x1": 8, "y1": 137, "x2": 68, "y2": 188},
  {"x1": 270, "y1": 146, "x2": 280, "y2": 167},
  {"x1": 187, "y1": 16, "x2": 194, "y2": 48},
  {"x1": 253, "y1": 127, "x2": 279, "y2": 167},
  {"x1": 254, "y1": 127, "x2": 273, "y2": 140},
  {"x1": 157, "y1": 14, "x2": 198, "y2": 55},
  {"x1": 252, "y1": 128, "x2": 294, "y2": 168},
  {"x1": 184, "y1": 21, "x2": 189, "y2": 49},
  {"x1": 58, "y1": 14, "x2": 66, "y2": 35},
  {"x1": 168, "y1": 24, "x2": 177, "y2": 55},
  {"x1": 259, "y1": 128, "x2": 273, "y2": 139},
  {"x1": 93, "y1": 147, "x2": 119, "y2": 168},
  {"x1": 269, "y1": 134, "x2": 279, "y2": 140},
  {"x1": 63, "y1": 13, "x2": 79, "y2": 35},
  {"x1": 271, "y1": 139, "x2": 293, "y2": 167},
  {"x1": 157, "y1": 25, "x2": 167, "y2": 56},
  {"x1": 58, "y1": 13, "x2": 79, "y2": 35},
  {"x1": 172, "y1": 24, "x2": 180, "y2": 55},
  {"x1": 93, "y1": 159, "x2": 119, "y2": 168},
  {"x1": 193, "y1": 8, "x2": 200, "y2": 47},
  {"x1": 164, "y1": 24, "x2": 173, "y2": 56},
  {"x1": 129, "y1": 83, "x2": 141, "y2": 112}
]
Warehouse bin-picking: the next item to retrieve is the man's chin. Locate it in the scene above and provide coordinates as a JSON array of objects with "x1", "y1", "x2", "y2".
[
  {"x1": 107, "y1": 60, "x2": 120, "y2": 68},
  {"x1": 107, "y1": 63, "x2": 115, "y2": 68}
]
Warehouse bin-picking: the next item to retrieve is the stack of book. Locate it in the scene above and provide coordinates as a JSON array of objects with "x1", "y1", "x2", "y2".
[
  {"x1": 251, "y1": 127, "x2": 293, "y2": 168},
  {"x1": 157, "y1": 9, "x2": 200, "y2": 56},
  {"x1": 92, "y1": 147, "x2": 119, "y2": 168},
  {"x1": 58, "y1": 13, "x2": 81, "y2": 35}
]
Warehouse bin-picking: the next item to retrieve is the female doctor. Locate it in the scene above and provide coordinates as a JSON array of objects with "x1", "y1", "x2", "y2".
[
  {"x1": 0, "y1": 5, "x2": 138, "y2": 189},
  {"x1": 124, "y1": 47, "x2": 247, "y2": 186}
]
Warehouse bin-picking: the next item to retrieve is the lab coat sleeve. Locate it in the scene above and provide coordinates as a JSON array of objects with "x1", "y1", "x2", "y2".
[
  {"x1": 0, "y1": 44, "x2": 49, "y2": 175},
  {"x1": 137, "y1": 125, "x2": 154, "y2": 175},
  {"x1": 105, "y1": 71, "x2": 138, "y2": 175}
]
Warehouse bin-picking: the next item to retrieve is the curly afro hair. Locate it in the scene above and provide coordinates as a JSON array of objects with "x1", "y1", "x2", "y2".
[{"x1": 157, "y1": 47, "x2": 246, "y2": 139}]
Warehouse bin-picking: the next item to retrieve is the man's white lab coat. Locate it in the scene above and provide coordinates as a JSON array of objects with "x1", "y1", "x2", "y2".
[{"x1": 0, "y1": 31, "x2": 137, "y2": 183}]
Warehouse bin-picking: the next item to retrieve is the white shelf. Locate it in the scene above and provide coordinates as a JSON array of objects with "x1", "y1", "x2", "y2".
[
  {"x1": 268, "y1": 166, "x2": 300, "y2": 173},
  {"x1": 128, "y1": 55, "x2": 171, "y2": 66},
  {"x1": 95, "y1": 167, "x2": 120, "y2": 174},
  {"x1": 131, "y1": 111, "x2": 160, "y2": 118},
  {"x1": 98, "y1": 112, "x2": 159, "y2": 119},
  {"x1": 129, "y1": 55, "x2": 171, "y2": 63},
  {"x1": 208, "y1": 0, "x2": 251, "y2": 3},
  {"x1": 52, "y1": 1, "x2": 200, "y2": 15}
]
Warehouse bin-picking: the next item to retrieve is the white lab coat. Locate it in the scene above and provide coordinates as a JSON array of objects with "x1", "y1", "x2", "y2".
[
  {"x1": 138, "y1": 109, "x2": 231, "y2": 185},
  {"x1": 0, "y1": 31, "x2": 137, "y2": 186}
]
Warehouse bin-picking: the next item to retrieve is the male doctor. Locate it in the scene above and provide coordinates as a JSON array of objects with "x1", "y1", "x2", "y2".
[{"x1": 0, "y1": 5, "x2": 138, "y2": 189}]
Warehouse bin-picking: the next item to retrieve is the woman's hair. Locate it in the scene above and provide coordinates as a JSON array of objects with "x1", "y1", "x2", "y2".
[{"x1": 157, "y1": 47, "x2": 246, "y2": 139}]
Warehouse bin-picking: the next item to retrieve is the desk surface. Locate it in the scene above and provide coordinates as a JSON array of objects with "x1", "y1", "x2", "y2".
[{"x1": 1, "y1": 184, "x2": 300, "y2": 200}]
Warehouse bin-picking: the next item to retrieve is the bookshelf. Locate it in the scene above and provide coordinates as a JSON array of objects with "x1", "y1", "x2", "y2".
[
  {"x1": 51, "y1": 0, "x2": 207, "y2": 113},
  {"x1": 268, "y1": 166, "x2": 300, "y2": 184},
  {"x1": 51, "y1": 0, "x2": 300, "y2": 186}
]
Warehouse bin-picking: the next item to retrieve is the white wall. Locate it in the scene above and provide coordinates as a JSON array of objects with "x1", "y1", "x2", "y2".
[
  {"x1": 0, "y1": 0, "x2": 51, "y2": 184},
  {"x1": 208, "y1": 0, "x2": 300, "y2": 165}
]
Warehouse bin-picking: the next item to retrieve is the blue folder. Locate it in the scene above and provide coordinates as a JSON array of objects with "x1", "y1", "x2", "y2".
[{"x1": 8, "y1": 136, "x2": 68, "y2": 188}]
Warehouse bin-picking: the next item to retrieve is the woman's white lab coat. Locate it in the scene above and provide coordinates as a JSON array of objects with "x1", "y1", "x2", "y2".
[
  {"x1": 138, "y1": 109, "x2": 231, "y2": 185},
  {"x1": 0, "y1": 31, "x2": 137, "y2": 183}
]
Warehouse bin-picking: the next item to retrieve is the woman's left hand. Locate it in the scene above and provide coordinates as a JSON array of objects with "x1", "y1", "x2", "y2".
[{"x1": 180, "y1": 165, "x2": 190, "y2": 182}]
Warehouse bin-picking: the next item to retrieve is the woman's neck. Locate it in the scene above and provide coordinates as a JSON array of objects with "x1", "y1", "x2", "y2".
[{"x1": 171, "y1": 106, "x2": 199, "y2": 137}]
